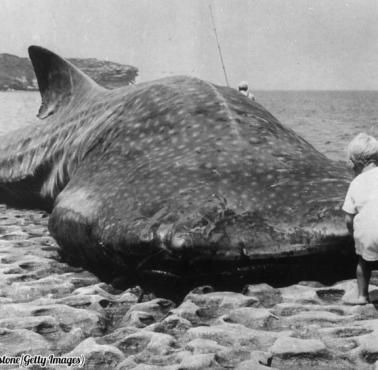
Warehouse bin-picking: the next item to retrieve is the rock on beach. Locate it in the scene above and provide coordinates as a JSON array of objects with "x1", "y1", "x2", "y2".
[{"x1": 1, "y1": 204, "x2": 378, "y2": 369}]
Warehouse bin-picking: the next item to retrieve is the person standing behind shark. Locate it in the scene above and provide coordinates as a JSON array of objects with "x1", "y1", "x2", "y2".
[
  {"x1": 238, "y1": 81, "x2": 255, "y2": 101},
  {"x1": 343, "y1": 133, "x2": 378, "y2": 304}
]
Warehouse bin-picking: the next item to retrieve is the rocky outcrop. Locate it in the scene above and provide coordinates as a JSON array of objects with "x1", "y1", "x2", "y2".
[
  {"x1": 0, "y1": 53, "x2": 138, "y2": 90},
  {"x1": 1, "y1": 205, "x2": 378, "y2": 369}
]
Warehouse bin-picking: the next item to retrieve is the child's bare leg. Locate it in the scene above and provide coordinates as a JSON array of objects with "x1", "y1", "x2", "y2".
[{"x1": 356, "y1": 256, "x2": 370, "y2": 303}]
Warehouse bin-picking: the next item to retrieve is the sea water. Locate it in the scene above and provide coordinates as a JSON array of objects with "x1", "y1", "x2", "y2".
[
  {"x1": 0, "y1": 91, "x2": 40, "y2": 134},
  {"x1": 257, "y1": 90, "x2": 378, "y2": 161},
  {"x1": 1, "y1": 90, "x2": 378, "y2": 161}
]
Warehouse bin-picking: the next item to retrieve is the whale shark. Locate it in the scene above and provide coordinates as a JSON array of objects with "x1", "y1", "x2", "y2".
[{"x1": 0, "y1": 46, "x2": 355, "y2": 289}]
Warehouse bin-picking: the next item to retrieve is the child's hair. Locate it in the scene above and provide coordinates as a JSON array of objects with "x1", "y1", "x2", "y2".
[{"x1": 347, "y1": 133, "x2": 378, "y2": 167}]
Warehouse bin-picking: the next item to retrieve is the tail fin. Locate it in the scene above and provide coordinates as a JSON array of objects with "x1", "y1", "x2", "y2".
[{"x1": 28, "y1": 46, "x2": 102, "y2": 119}]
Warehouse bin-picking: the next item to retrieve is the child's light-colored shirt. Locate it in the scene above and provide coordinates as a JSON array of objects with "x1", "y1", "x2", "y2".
[{"x1": 343, "y1": 166, "x2": 378, "y2": 261}]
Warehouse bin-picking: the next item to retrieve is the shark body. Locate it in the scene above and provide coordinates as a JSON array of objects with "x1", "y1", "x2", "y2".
[{"x1": 0, "y1": 46, "x2": 354, "y2": 287}]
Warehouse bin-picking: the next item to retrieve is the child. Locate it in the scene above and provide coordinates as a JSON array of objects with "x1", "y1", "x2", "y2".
[
  {"x1": 237, "y1": 81, "x2": 255, "y2": 101},
  {"x1": 343, "y1": 133, "x2": 378, "y2": 304}
]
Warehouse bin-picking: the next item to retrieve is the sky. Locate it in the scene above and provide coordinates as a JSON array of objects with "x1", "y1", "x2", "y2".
[{"x1": 1, "y1": 0, "x2": 378, "y2": 90}]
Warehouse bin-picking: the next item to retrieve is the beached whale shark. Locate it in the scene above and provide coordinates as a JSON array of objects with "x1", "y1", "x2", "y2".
[{"x1": 0, "y1": 46, "x2": 355, "y2": 288}]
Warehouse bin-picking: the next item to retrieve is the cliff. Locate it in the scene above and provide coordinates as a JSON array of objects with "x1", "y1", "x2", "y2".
[{"x1": 0, "y1": 53, "x2": 138, "y2": 90}]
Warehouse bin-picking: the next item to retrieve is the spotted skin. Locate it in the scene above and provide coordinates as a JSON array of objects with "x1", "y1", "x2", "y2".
[{"x1": 0, "y1": 46, "x2": 354, "y2": 283}]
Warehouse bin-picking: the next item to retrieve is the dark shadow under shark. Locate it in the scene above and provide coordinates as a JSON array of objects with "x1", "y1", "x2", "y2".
[{"x1": 0, "y1": 46, "x2": 356, "y2": 294}]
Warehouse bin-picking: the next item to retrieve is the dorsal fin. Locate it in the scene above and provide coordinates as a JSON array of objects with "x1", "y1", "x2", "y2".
[{"x1": 28, "y1": 46, "x2": 101, "y2": 119}]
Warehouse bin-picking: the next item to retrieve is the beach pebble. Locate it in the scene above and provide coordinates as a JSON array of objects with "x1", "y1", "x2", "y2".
[
  {"x1": 270, "y1": 336, "x2": 327, "y2": 356},
  {"x1": 153, "y1": 314, "x2": 192, "y2": 336},
  {"x1": 170, "y1": 300, "x2": 202, "y2": 323},
  {"x1": 224, "y1": 307, "x2": 279, "y2": 330},
  {"x1": 184, "y1": 291, "x2": 258, "y2": 318},
  {"x1": 121, "y1": 298, "x2": 175, "y2": 327},
  {"x1": 178, "y1": 353, "x2": 217, "y2": 370},
  {"x1": 0, "y1": 328, "x2": 51, "y2": 356},
  {"x1": 185, "y1": 338, "x2": 227, "y2": 354},
  {"x1": 115, "y1": 331, "x2": 176, "y2": 356},
  {"x1": 358, "y1": 331, "x2": 378, "y2": 363},
  {"x1": 235, "y1": 351, "x2": 277, "y2": 370},
  {"x1": 66, "y1": 337, "x2": 125, "y2": 369},
  {"x1": 279, "y1": 284, "x2": 321, "y2": 304},
  {"x1": 242, "y1": 283, "x2": 282, "y2": 307}
]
